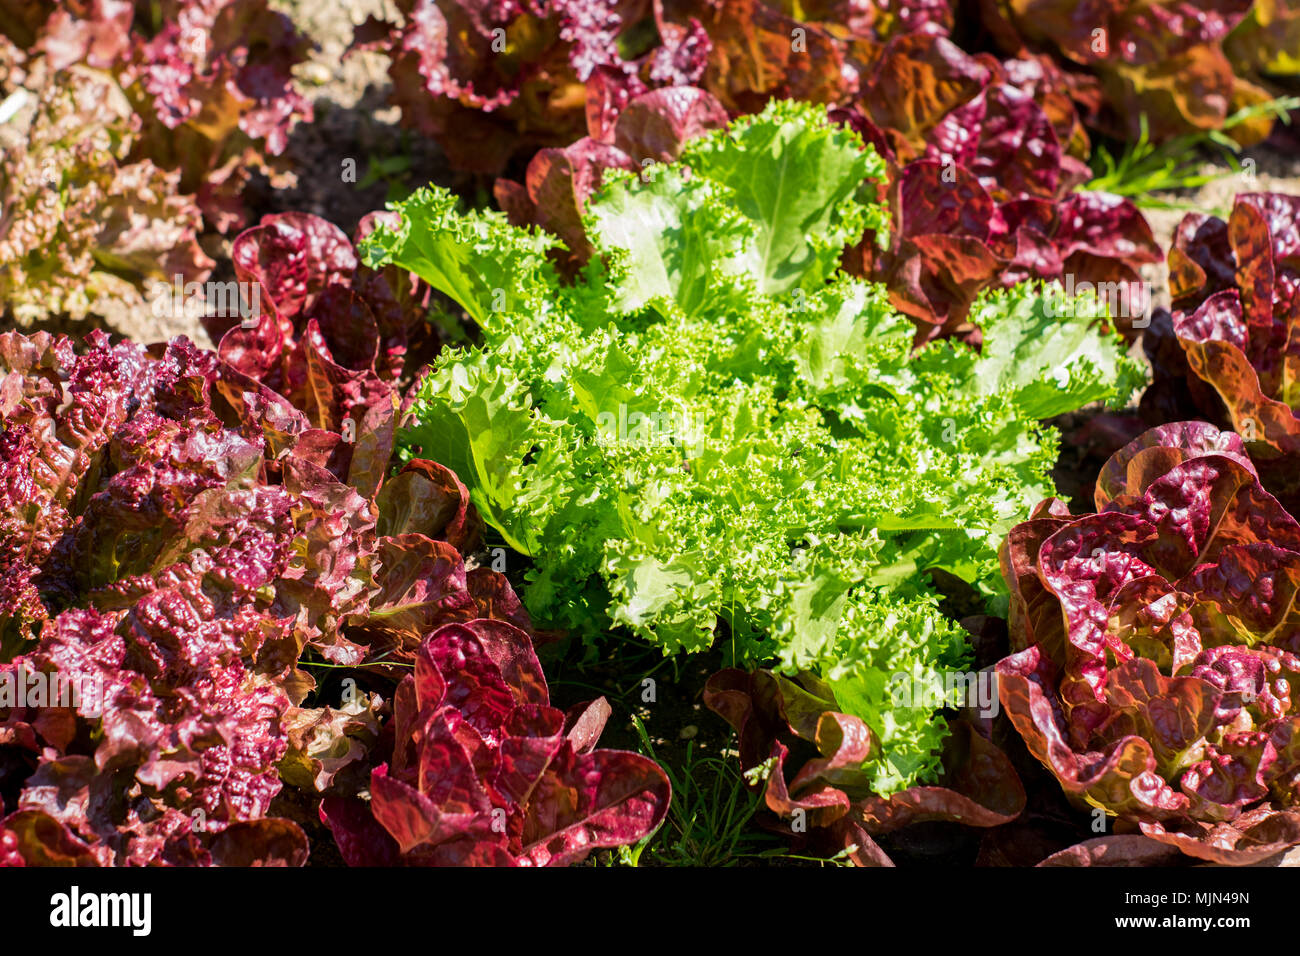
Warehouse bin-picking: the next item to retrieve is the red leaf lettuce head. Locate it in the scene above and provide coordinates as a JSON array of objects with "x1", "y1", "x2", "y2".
[
  {"x1": 1, "y1": 0, "x2": 314, "y2": 232},
  {"x1": 354, "y1": 0, "x2": 712, "y2": 176},
  {"x1": 210, "y1": 211, "x2": 443, "y2": 496},
  {"x1": 976, "y1": 0, "x2": 1276, "y2": 146},
  {"x1": 0, "y1": 63, "x2": 213, "y2": 327},
  {"x1": 320, "y1": 619, "x2": 671, "y2": 866},
  {"x1": 832, "y1": 36, "x2": 1159, "y2": 342},
  {"x1": 0, "y1": 330, "x2": 313, "y2": 865},
  {"x1": 1223, "y1": 0, "x2": 1300, "y2": 145},
  {"x1": 0, "y1": 206, "x2": 535, "y2": 864},
  {"x1": 997, "y1": 420, "x2": 1300, "y2": 864},
  {"x1": 124, "y1": 0, "x2": 314, "y2": 231},
  {"x1": 703, "y1": 667, "x2": 1025, "y2": 866},
  {"x1": 1142, "y1": 192, "x2": 1300, "y2": 513}
]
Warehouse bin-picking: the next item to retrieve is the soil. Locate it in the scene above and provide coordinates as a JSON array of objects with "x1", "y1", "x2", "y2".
[{"x1": 255, "y1": 0, "x2": 468, "y2": 236}]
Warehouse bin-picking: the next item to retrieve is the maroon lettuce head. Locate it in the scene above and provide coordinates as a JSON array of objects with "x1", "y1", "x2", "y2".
[
  {"x1": 1143, "y1": 193, "x2": 1300, "y2": 514},
  {"x1": 320, "y1": 619, "x2": 670, "y2": 866},
  {"x1": 352, "y1": 0, "x2": 712, "y2": 176},
  {"x1": 0, "y1": 206, "x2": 540, "y2": 865},
  {"x1": 0, "y1": 330, "x2": 312, "y2": 865},
  {"x1": 975, "y1": 0, "x2": 1274, "y2": 147},
  {"x1": 208, "y1": 210, "x2": 440, "y2": 499},
  {"x1": 704, "y1": 667, "x2": 1025, "y2": 866},
  {"x1": 997, "y1": 421, "x2": 1300, "y2": 865},
  {"x1": 835, "y1": 38, "x2": 1159, "y2": 342}
]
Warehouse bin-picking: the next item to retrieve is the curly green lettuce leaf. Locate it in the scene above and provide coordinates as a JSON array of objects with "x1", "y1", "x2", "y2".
[{"x1": 368, "y1": 101, "x2": 1143, "y2": 793}]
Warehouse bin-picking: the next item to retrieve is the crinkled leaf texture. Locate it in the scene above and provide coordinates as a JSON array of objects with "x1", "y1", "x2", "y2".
[
  {"x1": 0, "y1": 203, "x2": 579, "y2": 864},
  {"x1": 366, "y1": 101, "x2": 1142, "y2": 795},
  {"x1": 1, "y1": 0, "x2": 313, "y2": 234},
  {"x1": 1142, "y1": 193, "x2": 1300, "y2": 514},
  {"x1": 978, "y1": 0, "x2": 1275, "y2": 146},
  {"x1": 0, "y1": 330, "x2": 310, "y2": 865},
  {"x1": 833, "y1": 39, "x2": 1160, "y2": 342},
  {"x1": 353, "y1": 0, "x2": 711, "y2": 175},
  {"x1": 997, "y1": 420, "x2": 1300, "y2": 864},
  {"x1": 319, "y1": 619, "x2": 670, "y2": 866},
  {"x1": 0, "y1": 0, "x2": 314, "y2": 325},
  {"x1": 0, "y1": 64, "x2": 212, "y2": 326}
]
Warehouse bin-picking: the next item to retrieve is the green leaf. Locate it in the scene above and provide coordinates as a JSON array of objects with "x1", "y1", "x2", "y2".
[
  {"x1": 583, "y1": 169, "x2": 752, "y2": 316},
  {"x1": 964, "y1": 284, "x2": 1147, "y2": 419},
  {"x1": 359, "y1": 187, "x2": 559, "y2": 327},
  {"x1": 681, "y1": 100, "x2": 887, "y2": 293},
  {"x1": 403, "y1": 349, "x2": 537, "y2": 554}
]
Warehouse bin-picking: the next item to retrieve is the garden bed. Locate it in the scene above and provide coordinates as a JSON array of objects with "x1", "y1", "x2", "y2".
[{"x1": 4, "y1": 0, "x2": 1300, "y2": 877}]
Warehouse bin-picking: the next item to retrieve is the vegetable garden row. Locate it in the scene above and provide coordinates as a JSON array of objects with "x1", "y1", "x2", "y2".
[{"x1": 2, "y1": 0, "x2": 1300, "y2": 868}]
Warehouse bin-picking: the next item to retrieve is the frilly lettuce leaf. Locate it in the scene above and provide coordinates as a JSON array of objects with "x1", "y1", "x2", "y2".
[{"x1": 366, "y1": 101, "x2": 1144, "y2": 793}]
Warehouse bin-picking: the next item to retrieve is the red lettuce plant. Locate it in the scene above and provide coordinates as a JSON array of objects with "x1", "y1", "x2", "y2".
[
  {"x1": 205, "y1": 211, "x2": 430, "y2": 494},
  {"x1": 351, "y1": 0, "x2": 1003, "y2": 178},
  {"x1": 832, "y1": 37, "x2": 1160, "y2": 341},
  {"x1": 0, "y1": 330, "x2": 314, "y2": 865},
  {"x1": 360, "y1": 0, "x2": 1295, "y2": 179},
  {"x1": 704, "y1": 668, "x2": 1025, "y2": 866},
  {"x1": 975, "y1": 0, "x2": 1279, "y2": 146},
  {"x1": 0, "y1": 64, "x2": 213, "y2": 327},
  {"x1": 351, "y1": 0, "x2": 712, "y2": 176},
  {"x1": 997, "y1": 420, "x2": 1300, "y2": 865},
  {"x1": 652, "y1": 0, "x2": 947, "y2": 115},
  {"x1": 202, "y1": 212, "x2": 505, "y2": 672},
  {"x1": 320, "y1": 619, "x2": 671, "y2": 866},
  {"x1": 1, "y1": 0, "x2": 313, "y2": 233},
  {"x1": 0, "y1": 211, "x2": 486, "y2": 865},
  {"x1": 0, "y1": 0, "x2": 312, "y2": 326},
  {"x1": 1142, "y1": 192, "x2": 1300, "y2": 514},
  {"x1": 1225, "y1": 0, "x2": 1300, "y2": 141},
  {"x1": 122, "y1": 0, "x2": 313, "y2": 231}
]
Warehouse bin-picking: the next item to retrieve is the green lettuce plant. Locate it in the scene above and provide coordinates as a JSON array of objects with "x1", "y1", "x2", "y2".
[{"x1": 362, "y1": 101, "x2": 1144, "y2": 795}]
